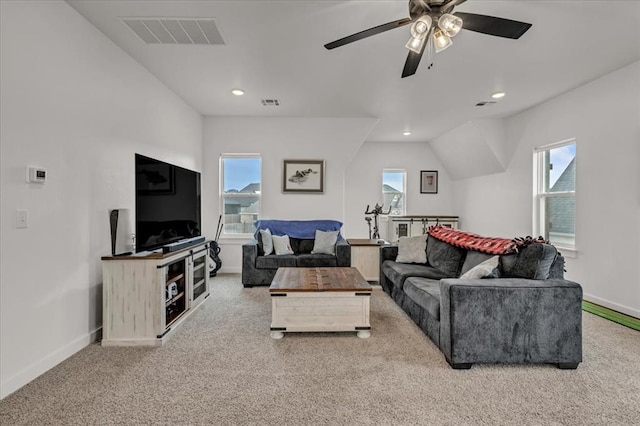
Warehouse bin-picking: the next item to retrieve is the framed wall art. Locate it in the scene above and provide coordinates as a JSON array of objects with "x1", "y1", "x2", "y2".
[
  {"x1": 420, "y1": 170, "x2": 438, "y2": 194},
  {"x1": 282, "y1": 160, "x2": 324, "y2": 193}
]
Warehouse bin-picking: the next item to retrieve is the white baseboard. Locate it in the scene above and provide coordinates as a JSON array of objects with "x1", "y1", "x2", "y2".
[
  {"x1": 219, "y1": 266, "x2": 241, "y2": 274},
  {"x1": 1, "y1": 327, "x2": 101, "y2": 400},
  {"x1": 583, "y1": 293, "x2": 639, "y2": 318}
]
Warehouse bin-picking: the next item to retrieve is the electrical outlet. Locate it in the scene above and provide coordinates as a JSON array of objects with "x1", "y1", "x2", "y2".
[{"x1": 16, "y1": 209, "x2": 28, "y2": 229}]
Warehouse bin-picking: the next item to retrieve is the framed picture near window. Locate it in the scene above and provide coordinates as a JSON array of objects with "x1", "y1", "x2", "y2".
[
  {"x1": 283, "y1": 159, "x2": 324, "y2": 193},
  {"x1": 420, "y1": 170, "x2": 438, "y2": 194}
]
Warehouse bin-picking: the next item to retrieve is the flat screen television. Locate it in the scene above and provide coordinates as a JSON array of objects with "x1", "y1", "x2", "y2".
[{"x1": 135, "y1": 154, "x2": 201, "y2": 252}]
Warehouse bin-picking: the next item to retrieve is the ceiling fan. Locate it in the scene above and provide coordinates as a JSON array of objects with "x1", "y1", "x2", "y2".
[{"x1": 324, "y1": 0, "x2": 532, "y2": 78}]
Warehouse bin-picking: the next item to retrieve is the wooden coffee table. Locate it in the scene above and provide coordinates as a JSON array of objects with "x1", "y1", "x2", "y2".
[{"x1": 269, "y1": 267, "x2": 372, "y2": 339}]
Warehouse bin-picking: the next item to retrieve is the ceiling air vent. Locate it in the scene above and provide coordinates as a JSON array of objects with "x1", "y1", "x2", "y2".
[
  {"x1": 475, "y1": 101, "x2": 497, "y2": 107},
  {"x1": 261, "y1": 99, "x2": 280, "y2": 107},
  {"x1": 122, "y1": 18, "x2": 225, "y2": 45}
]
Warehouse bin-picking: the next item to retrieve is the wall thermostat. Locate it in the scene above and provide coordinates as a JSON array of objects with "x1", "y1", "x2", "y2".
[{"x1": 27, "y1": 166, "x2": 47, "y2": 184}]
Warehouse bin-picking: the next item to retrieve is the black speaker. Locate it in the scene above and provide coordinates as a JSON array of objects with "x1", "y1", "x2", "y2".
[{"x1": 109, "y1": 209, "x2": 133, "y2": 256}]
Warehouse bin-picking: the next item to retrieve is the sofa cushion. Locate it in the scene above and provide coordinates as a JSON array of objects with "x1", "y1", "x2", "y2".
[
  {"x1": 311, "y1": 230, "x2": 339, "y2": 255},
  {"x1": 255, "y1": 255, "x2": 297, "y2": 269},
  {"x1": 296, "y1": 254, "x2": 338, "y2": 268},
  {"x1": 396, "y1": 235, "x2": 427, "y2": 264},
  {"x1": 459, "y1": 256, "x2": 499, "y2": 279},
  {"x1": 403, "y1": 277, "x2": 441, "y2": 320},
  {"x1": 460, "y1": 250, "x2": 494, "y2": 276},
  {"x1": 426, "y1": 236, "x2": 465, "y2": 277},
  {"x1": 292, "y1": 238, "x2": 314, "y2": 255},
  {"x1": 502, "y1": 243, "x2": 558, "y2": 279},
  {"x1": 272, "y1": 235, "x2": 294, "y2": 255},
  {"x1": 382, "y1": 260, "x2": 451, "y2": 288}
]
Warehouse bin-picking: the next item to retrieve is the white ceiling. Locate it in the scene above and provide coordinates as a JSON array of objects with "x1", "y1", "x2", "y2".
[{"x1": 66, "y1": 0, "x2": 640, "y2": 142}]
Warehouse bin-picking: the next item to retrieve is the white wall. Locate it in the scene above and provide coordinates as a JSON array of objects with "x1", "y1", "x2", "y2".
[
  {"x1": 452, "y1": 61, "x2": 640, "y2": 317},
  {"x1": 431, "y1": 119, "x2": 508, "y2": 180},
  {"x1": 202, "y1": 116, "x2": 377, "y2": 272},
  {"x1": 344, "y1": 142, "x2": 455, "y2": 240},
  {"x1": 0, "y1": 1, "x2": 203, "y2": 398}
]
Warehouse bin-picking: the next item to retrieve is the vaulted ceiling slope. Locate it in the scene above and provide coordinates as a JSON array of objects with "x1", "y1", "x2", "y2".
[{"x1": 67, "y1": 0, "x2": 640, "y2": 143}]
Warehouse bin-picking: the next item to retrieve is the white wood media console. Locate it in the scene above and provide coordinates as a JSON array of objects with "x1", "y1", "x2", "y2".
[{"x1": 101, "y1": 241, "x2": 210, "y2": 346}]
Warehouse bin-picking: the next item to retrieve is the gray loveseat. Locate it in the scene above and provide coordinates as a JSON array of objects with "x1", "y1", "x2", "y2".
[
  {"x1": 242, "y1": 219, "x2": 351, "y2": 287},
  {"x1": 380, "y1": 226, "x2": 582, "y2": 369}
]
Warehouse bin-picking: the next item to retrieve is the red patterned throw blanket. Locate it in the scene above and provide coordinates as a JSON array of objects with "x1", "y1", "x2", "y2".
[{"x1": 428, "y1": 226, "x2": 519, "y2": 255}]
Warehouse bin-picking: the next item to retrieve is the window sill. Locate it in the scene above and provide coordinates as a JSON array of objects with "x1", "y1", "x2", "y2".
[{"x1": 218, "y1": 235, "x2": 254, "y2": 244}]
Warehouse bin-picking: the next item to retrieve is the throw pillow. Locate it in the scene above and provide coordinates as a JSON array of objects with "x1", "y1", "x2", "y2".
[
  {"x1": 311, "y1": 230, "x2": 339, "y2": 255},
  {"x1": 426, "y1": 235, "x2": 465, "y2": 277},
  {"x1": 459, "y1": 256, "x2": 499, "y2": 279},
  {"x1": 259, "y1": 228, "x2": 273, "y2": 255},
  {"x1": 547, "y1": 253, "x2": 566, "y2": 279},
  {"x1": 396, "y1": 235, "x2": 427, "y2": 264},
  {"x1": 508, "y1": 243, "x2": 558, "y2": 279},
  {"x1": 498, "y1": 253, "x2": 518, "y2": 276},
  {"x1": 272, "y1": 234, "x2": 294, "y2": 255},
  {"x1": 460, "y1": 250, "x2": 495, "y2": 276}
]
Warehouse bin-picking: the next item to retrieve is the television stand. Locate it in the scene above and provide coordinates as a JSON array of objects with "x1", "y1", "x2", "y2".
[{"x1": 101, "y1": 240, "x2": 211, "y2": 346}]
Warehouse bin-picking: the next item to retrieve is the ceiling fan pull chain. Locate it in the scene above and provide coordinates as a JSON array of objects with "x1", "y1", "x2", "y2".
[{"x1": 426, "y1": 31, "x2": 434, "y2": 70}]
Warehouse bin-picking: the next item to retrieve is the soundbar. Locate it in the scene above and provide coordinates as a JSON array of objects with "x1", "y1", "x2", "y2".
[{"x1": 162, "y1": 236, "x2": 206, "y2": 253}]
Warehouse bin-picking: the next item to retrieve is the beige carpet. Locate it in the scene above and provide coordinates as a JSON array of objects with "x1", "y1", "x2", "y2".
[{"x1": 1, "y1": 273, "x2": 639, "y2": 425}]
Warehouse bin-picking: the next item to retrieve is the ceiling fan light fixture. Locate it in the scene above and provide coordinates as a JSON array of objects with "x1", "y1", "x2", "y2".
[
  {"x1": 492, "y1": 92, "x2": 506, "y2": 99},
  {"x1": 438, "y1": 13, "x2": 463, "y2": 37},
  {"x1": 410, "y1": 15, "x2": 432, "y2": 39},
  {"x1": 433, "y1": 28, "x2": 452, "y2": 53},
  {"x1": 406, "y1": 15, "x2": 432, "y2": 53},
  {"x1": 405, "y1": 36, "x2": 426, "y2": 53},
  {"x1": 231, "y1": 88, "x2": 245, "y2": 96}
]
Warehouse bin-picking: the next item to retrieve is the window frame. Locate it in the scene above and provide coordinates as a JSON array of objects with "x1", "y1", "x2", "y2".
[
  {"x1": 533, "y1": 139, "x2": 576, "y2": 254},
  {"x1": 382, "y1": 169, "x2": 407, "y2": 216},
  {"x1": 219, "y1": 153, "x2": 262, "y2": 239}
]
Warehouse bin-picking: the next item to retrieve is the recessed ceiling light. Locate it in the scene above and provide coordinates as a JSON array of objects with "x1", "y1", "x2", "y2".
[
  {"x1": 491, "y1": 92, "x2": 506, "y2": 99},
  {"x1": 231, "y1": 89, "x2": 245, "y2": 96},
  {"x1": 403, "y1": 131, "x2": 412, "y2": 136}
]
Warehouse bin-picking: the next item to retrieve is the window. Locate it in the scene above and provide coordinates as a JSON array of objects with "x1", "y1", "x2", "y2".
[
  {"x1": 382, "y1": 169, "x2": 406, "y2": 216},
  {"x1": 534, "y1": 140, "x2": 576, "y2": 249},
  {"x1": 220, "y1": 155, "x2": 261, "y2": 236}
]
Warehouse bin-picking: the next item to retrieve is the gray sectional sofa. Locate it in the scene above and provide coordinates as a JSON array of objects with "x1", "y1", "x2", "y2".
[
  {"x1": 380, "y1": 227, "x2": 583, "y2": 369},
  {"x1": 242, "y1": 219, "x2": 351, "y2": 287}
]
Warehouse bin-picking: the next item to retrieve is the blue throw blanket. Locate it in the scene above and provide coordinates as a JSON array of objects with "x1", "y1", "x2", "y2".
[{"x1": 254, "y1": 219, "x2": 344, "y2": 240}]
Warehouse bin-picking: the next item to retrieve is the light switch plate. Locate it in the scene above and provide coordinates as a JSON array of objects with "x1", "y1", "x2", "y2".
[{"x1": 16, "y1": 209, "x2": 28, "y2": 228}]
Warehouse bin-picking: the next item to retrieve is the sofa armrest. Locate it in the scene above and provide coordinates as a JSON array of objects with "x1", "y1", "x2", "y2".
[
  {"x1": 379, "y1": 245, "x2": 398, "y2": 291},
  {"x1": 242, "y1": 239, "x2": 259, "y2": 255},
  {"x1": 242, "y1": 239, "x2": 260, "y2": 285},
  {"x1": 336, "y1": 239, "x2": 351, "y2": 267},
  {"x1": 380, "y1": 244, "x2": 398, "y2": 262},
  {"x1": 439, "y1": 278, "x2": 583, "y2": 368}
]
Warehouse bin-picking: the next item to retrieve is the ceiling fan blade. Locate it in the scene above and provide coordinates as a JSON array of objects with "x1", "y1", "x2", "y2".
[
  {"x1": 441, "y1": 0, "x2": 468, "y2": 13},
  {"x1": 402, "y1": 48, "x2": 424, "y2": 78},
  {"x1": 455, "y1": 12, "x2": 532, "y2": 39},
  {"x1": 324, "y1": 17, "x2": 412, "y2": 50}
]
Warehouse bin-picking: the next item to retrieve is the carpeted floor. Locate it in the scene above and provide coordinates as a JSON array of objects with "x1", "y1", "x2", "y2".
[{"x1": 1, "y1": 273, "x2": 639, "y2": 425}]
